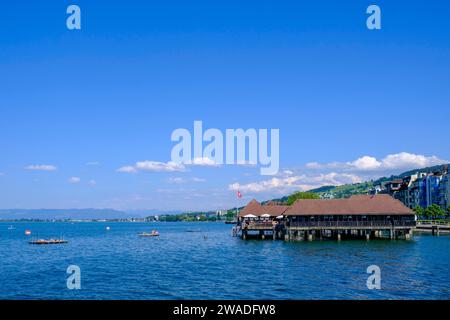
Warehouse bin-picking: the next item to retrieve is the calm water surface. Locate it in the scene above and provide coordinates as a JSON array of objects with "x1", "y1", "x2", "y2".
[{"x1": 0, "y1": 222, "x2": 449, "y2": 300}]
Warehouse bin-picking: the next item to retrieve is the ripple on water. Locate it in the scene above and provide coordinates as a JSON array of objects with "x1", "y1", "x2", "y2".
[{"x1": 0, "y1": 222, "x2": 449, "y2": 300}]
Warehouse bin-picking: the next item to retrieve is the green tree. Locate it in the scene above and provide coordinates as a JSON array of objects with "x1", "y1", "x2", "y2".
[
  {"x1": 287, "y1": 192, "x2": 320, "y2": 205},
  {"x1": 226, "y1": 210, "x2": 237, "y2": 221},
  {"x1": 425, "y1": 204, "x2": 445, "y2": 220},
  {"x1": 413, "y1": 206, "x2": 424, "y2": 218},
  {"x1": 447, "y1": 205, "x2": 450, "y2": 219}
]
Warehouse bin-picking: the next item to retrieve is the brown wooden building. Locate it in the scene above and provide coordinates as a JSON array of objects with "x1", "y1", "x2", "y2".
[{"x1": 238, "y1": 195, "x2": 416, "y2": 241}]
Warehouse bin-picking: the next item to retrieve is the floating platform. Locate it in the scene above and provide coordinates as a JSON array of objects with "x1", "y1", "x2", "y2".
[
  {"x1": 138, "y1": 232, "x2": 159, "y2": 237},
  {"x1": 29, "y1": 239, "x2": 69, "y2": 245}
]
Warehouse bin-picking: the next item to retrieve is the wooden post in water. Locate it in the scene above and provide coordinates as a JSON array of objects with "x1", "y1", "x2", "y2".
[
  {"x1": 432, "y1": 226, "x2": 440, "y2": 236},
  {"x1": 285, "y1": 229, "x2": 291, "y2": 242},
  {"x1": 405, "y1": 229, "x2": 413, "y2": 240}
]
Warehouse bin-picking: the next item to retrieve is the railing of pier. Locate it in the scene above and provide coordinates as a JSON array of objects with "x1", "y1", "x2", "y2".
[
  {"x1": 245, "y1": 222, "x2": 276, "y2": 229},
  {"x1": 417, "y1": 220, "x2": 450, "y2": 226},
  {"x1": 288, "y1": 221, "x2": 416, "y2": 228}
]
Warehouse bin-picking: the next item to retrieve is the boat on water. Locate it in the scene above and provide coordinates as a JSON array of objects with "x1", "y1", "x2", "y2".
[
  {"x1": 8, "y1": 225, "x2": 16, "y2": 230},
  {"x1": 186, "y1": 229, "x2": 202, "y2": 233},
  {"x1": 29, "y1": 238, "x2": 68, "y2": 245},
  {"x1": 139, "y1": 230, "x2": 160, "y2": 237}
]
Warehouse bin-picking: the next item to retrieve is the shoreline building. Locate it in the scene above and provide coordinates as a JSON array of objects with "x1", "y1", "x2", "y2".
[
  {"x1": 438, "y1": 173, "x2": 450, "y2": 209},
  {"x1": 382, "y1": 165, "x2": 449, "y2": 210},
  {"x1": 238, "y1": 195, "x2": 416, "y2": 241}
]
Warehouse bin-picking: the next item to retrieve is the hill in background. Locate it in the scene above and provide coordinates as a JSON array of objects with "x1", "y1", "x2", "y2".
[{"x1": 264, "y1": 164, "x2": 449, "y2": 204}]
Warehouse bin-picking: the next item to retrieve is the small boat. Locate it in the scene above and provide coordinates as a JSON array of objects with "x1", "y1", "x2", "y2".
[
  {"x1": 29, "y1": 238, "x2": 68, "y2": 245},
  {"x1": 139, "y1": 230, "x2": 160, "y2": 237},
  {"x1": 186, "y1": 229, "x2": 202, "y2": 233},
  {"x1": 8, "y1": 225, "x2": 16, "y2": 230},
  {"x1": 25, "y1": 230, "x2": 32, "y2": 236}
]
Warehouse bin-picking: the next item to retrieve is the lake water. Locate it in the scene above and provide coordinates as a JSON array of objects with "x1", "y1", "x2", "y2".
[{"x1": 0, "y1": 222, "x2": 449, "y2": 300}]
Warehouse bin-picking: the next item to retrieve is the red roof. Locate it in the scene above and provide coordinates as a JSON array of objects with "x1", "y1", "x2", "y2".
[
  {"x1": 285, "y1": 195, "x2": 414, "y2": 216},
  {"x1": 239, "y1": 199, "x2": 288, "y2": 217},
  {"x1": 240, "y1": 195, "x2": 414, "y2": 217},
  {"x1": 387, "y1": 179, "x2": 403, "y2": 184}
]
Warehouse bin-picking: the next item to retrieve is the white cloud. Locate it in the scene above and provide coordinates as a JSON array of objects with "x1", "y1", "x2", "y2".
[
  {"x1": 305, "y1": 162, "x2": 323, "y2": 169},
  {"x1": 25, "y1": 164, "x2": 57, "y2": 171},
  {"x1": 168, "y1": 177, "x2": 206, "y2": 184},
  {"x1": 86, "y1": 161, "x2": 100, "y2": 166},
  {"x1": 118, "y1": 160, "x2": 186, "y2": 174},
  {"x1": 117, "y1": 166, "x2": 138, "y2": 173},
  {"x1": 307, "y1": 152, "x2": 448, "y2": 172},
  {"x1": 68, "y1": 177, "x2": 81, "y2": 184},
  {"x1": 231, "y1": 152, "x2": 448, "y2": 195},
  {"x1": 275, "y1": 170, "x2": 295, "y2": 178},
  {"x1": 136, "y1": 161, "x2": 185, "y2": 172},
  {"x1": 282, "y1": 170, "x2": 294, "y2": 176},
  {"x1": 229, "y1": 172, "x2": 362, "y2": 194},
  {"x1": 348, "y1": 156, "x2": 382, "y2": 170},
  {"x1": 88, "y1": 180, "x2": 97, "y2": 186},
  {"x1": 229, "y1": 177, "x2": 301, "y2": 193},
  {"x1": 189, "y1": 157, "x2": 220, "y2": 167},
  {"x1": 117, "y1": 157, "x2": 224, "y2": 175},
  {"x1": 380, "y1": 152, "x2": 446, "y2": 170},
  {"x1": 310, "y1": 172, "x2": 362, "y2": 185}
]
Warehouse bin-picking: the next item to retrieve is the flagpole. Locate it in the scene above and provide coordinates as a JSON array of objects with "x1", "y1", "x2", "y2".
[{"x1": 236, "y1": 190, "x2": 242, "y2": 223}]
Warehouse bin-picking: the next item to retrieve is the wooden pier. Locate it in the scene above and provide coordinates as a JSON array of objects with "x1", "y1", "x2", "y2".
[
  {"x1": 242, "y1": 221, "x2": 415, "y2": 241},
  {"x1": 415, "y1": 220, "x2": 450, "y2": 235},
  {"x1": 238, "y1": 195, "x2": 417, "y2": 242}
]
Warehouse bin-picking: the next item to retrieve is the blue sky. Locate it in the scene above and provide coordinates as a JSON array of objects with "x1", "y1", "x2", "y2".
[{"x1": 1, "y1": 1, "x2": 449, "y2": 211}]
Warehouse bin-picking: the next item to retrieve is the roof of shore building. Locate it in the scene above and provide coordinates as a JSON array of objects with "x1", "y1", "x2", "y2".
[
  {"x1": 240, "y1": 195, "x2": 414, "y2": 217},
  {"x1": 239, "y1": 199, "x2": 289, "y2": 217}
]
